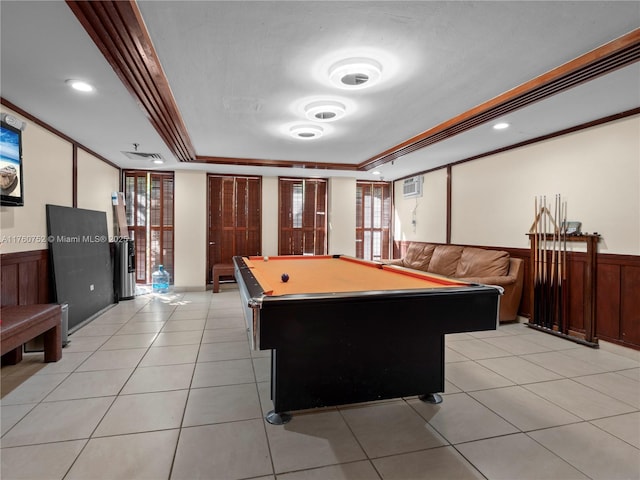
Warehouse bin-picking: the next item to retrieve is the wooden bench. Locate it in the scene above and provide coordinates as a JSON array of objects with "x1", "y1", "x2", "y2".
[
  {"x1": 1, "y1": 304, "x2": 62, "y2": 364},
  {"x1": 212, "y1": 263, "x2": 235, "y2": 293}
]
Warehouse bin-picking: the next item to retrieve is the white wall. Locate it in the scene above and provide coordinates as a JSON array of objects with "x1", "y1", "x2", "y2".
[
  {"x1": 394, "y1": 115, "x2": 640, "y2": 256},
  {"x1": 328, "y1": 177, "x2": 356, "y2": 256},
  {"x1": 261, "y1": 176, "x2": 279, "y2": 256},
  {"x1": 0, "y1": 107, "x2": 73, "y2": 253},
  {"x1": 173, "y1": 170, "x2": 207, "y2": 290},
  {"x1": 76, "y1": 149, "x2": 120, "y2": 238},
  {"x1": 394, "y1": 170, "x2": 448, "y2": 244}
]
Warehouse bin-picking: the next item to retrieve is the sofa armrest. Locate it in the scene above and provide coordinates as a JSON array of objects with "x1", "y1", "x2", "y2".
[{"x1": 458, "y1": 257, "x2": 524, "y2": 322}]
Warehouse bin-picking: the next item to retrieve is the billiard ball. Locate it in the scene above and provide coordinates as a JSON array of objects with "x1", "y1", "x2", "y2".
[
  {"x1": 263, "y1": 256, "x2": 269, "y2": 262},
  {"x1": 281, "y1": 273, "x2": 289, "y2": 283}
]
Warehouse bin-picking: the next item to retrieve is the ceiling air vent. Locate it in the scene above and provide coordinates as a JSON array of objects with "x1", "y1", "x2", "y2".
[
  {"x1": 121, "y1": 151, "x2": 164, "y2": 161},
  {"x1": 403, "y1": 176, "x2": 423, "y2": 198}
]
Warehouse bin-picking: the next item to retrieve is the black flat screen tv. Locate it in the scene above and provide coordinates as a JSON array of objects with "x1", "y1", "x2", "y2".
[{"x1": 0, "y1": 120, "x2": 24, "y2": 207}]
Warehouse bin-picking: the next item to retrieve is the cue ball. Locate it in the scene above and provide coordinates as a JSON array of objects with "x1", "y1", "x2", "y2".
[
  {"x1": 263, "y1": 256, "x2": 269, "y2": 262},
  {"x1": 281, "y1": 273, "x2": 289, "y2": 283}
]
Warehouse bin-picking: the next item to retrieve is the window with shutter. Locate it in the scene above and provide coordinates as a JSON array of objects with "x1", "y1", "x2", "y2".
[
  {"x1": 124, "y1": 170, "x2": 175, "y2": 284},
  {"x1": 279, "y1": 178, "x2": 327, "y2": 255},
  {"x1": 356, "y1": 181, "x2": 391, "y2": 261}
]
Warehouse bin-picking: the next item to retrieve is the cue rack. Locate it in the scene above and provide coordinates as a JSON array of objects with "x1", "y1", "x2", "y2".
[{"x1": 527, "y1": 194, "x2": 600, "y2": 348}]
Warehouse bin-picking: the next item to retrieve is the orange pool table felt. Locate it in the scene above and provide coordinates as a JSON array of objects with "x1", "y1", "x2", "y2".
[{"x1": 244, "y1": 255, "x2": 468, "y2": 296}]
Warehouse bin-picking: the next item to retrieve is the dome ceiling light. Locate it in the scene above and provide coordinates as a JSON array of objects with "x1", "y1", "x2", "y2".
[
  {"x1": 290, "y1": 124, "x2": 324, "y2": 140},
  {"x1": 304, "y1": 100, "x2": 347, "y2": 122},
  {"x1": 328, "y1": 58, "x2": 382, "y2": 90},
  {"x1": 66, "y1": 79, "x2": 94, "y2": 92}
]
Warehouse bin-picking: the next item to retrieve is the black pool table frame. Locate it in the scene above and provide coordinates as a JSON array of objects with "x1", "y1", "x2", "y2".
[{"x1": 233, "y1": 255, "x2": 502, "y2": 424}]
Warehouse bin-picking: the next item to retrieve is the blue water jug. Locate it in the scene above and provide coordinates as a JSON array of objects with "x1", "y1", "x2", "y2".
[{"x1": 152, "y1": 265, "x2": 170, "y2": 293}]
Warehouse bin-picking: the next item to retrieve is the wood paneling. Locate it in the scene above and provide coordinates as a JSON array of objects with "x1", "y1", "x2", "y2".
[
  {"x1": 567, "y1": 259, "x2": 586, "y2": 332},
  {"x1": 621, "y1": 265, "x2": 640, "y2": 346},
  {"x1": 596, "y1": 263, "x2": 621, "y2": 340},
  {"x1": 0, "y1": 250, "x2": 51, "y2": 306}
]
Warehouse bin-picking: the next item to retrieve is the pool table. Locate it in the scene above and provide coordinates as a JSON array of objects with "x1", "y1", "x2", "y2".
[{"x1": 233, "y1": 254, "x2": 502, "y2": 424}]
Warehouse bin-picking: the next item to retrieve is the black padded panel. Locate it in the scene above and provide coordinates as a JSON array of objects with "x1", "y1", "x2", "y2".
[{"x1": 46, "y1": 204, "x2": 114, "y2": 330}]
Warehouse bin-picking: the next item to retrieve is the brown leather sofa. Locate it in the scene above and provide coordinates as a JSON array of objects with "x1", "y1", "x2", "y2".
[{"x1": 385, "y1": 242, "x2": 524, "y2": 322}]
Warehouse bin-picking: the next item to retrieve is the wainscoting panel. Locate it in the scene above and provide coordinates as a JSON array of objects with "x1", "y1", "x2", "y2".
[{"x1": 0, "y1": 249, "x2": 51, "y2": 306}]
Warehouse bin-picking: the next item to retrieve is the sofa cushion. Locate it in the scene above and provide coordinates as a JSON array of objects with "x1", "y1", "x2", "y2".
[
  {"x1": 403, "y1": 243, "x2": 436, "y2": 271},
  {"x1": 455, "y1": 247, "x2": 510, "y2": 278},
  {"x1": 428, "y1": 245, "x2": 463, "y2": 277}
]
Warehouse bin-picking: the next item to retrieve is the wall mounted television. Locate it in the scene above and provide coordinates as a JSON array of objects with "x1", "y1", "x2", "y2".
[{"x1": 0, "y1": 120, "x2": 24, "y2": 207}]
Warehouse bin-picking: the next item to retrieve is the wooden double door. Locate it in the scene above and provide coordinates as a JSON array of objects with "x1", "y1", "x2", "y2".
[{"x1": 207, "y1": 175, "x2": 261, "y2": 284}]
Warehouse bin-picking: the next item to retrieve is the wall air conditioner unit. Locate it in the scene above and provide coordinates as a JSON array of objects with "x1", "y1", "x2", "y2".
[{"x1": 403, "y1": 175, "x2": 423, "y2": 198}]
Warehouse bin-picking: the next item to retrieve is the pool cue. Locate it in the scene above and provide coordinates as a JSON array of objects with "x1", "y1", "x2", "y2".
[
  {"x1": 535, "y1": 197, "x2": 542, "y2": 325},
  {"x1": 531, "y1": 195, "x2": 539, "y2": 324},
  {"x1": 554, "y1": 194, "x2": 561, "y2": 328},
  {"x1": 549, "y1": 195, "x2": 557, "y2": 329},
  {"x1": 559, "y1": 199, "x2": 567, "y2": 333},
  {"x1": 540, "y1": 196, "x2": 546, "y2": 325},
  {"x1": 540, "y1": 198, "x2": 544, "y2": 328},
  {"x1": 543, "y1": 195, "x2": 549, "y2": 328}
]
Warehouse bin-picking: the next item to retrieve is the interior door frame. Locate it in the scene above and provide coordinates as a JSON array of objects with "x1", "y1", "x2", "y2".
[{"x1": 206, "y1": 174, "x2": 262, "y2": 284}]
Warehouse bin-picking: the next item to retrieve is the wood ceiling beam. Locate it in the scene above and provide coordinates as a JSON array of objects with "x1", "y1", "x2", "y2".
[
  {"x1": 66, "y1": 0, "x2": 196, "y2": 162},
  {"x1": 196, "y1": 156, "x2": 359, "y2": 171},
  {"x1": 359, "y1": 28, "x2": 640, "y2": 171}
]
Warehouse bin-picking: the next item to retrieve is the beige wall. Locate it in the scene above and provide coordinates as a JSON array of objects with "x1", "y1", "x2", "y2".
[
  {"x1": 173, "y1": 170, "x2": 207, "y2": 290},
  {"x1": 76, "y1": 149, "x2": 120, "y2": 238},
  {"x1": 394, "y1": 115, "x2": 640, "y2": 256},
  {"x1": 0, "y1": 108, "x2": 73, "y2": 253},
  {"x1": 328, "y1": 177, "x2": 356, "y2": 256}
]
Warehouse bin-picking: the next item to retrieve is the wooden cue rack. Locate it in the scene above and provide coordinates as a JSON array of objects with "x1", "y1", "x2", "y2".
[{"x1": 526, "y1": 233, "x2": 600, "y2": 348}]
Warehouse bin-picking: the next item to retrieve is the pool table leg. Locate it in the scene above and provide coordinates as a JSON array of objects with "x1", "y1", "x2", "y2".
[
  {"x1": 266, "y1": 410, "x2": 292, "y2": 425},
  {"x1": 419, "y1": 393, "x2": 443, "y2": 404}
]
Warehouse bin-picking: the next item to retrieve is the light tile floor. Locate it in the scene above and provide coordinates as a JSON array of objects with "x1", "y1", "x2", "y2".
[{"x1": 1, "y1": 286, "x2": 639, "y2": 480}]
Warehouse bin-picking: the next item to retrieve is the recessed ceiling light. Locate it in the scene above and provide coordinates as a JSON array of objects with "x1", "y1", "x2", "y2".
[
  {"x1": 290, "y1": 124, "x2": 324, "y2": 140},
  {"x1": 372, "y1": 171, "x2": 381, "y2": 175},
  {"x1": 152, "y1": 159, "x2": 164, "y2": 164},
  {"x1": 304, "y1": 100, "x2": 346, "y2": 122},
  {"x1": 493, "y1": 122, "x2": 510, "y2": 130},
  {"x1": 328, "y1": 58, "x2": 382, "y2": 89},
  {"x1": 66, "y1": 79, "x2": 94, "y2": 92}
]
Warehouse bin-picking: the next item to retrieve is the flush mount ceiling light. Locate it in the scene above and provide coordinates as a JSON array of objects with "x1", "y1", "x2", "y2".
[
  {"x1": 372, "y1": 171, "x2": 381, "y2": 175},
  {"x1": 328, "y1": 57, "x2": 382, "y2": 89},
  {"x1": 290, "y1": 124, "x2": 324, "y2": 140},
  {"x1": 304, "y1": 100, "x2": 346, "y2": 122},
  {"x1": 493, "y1": 122, "x2": 510, "y2": 130},
  {"x1": 66, "y1": 79, "x2": 94, "y2": 93}
]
